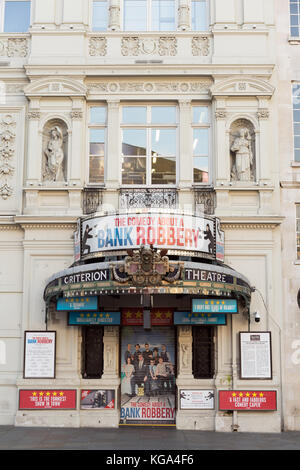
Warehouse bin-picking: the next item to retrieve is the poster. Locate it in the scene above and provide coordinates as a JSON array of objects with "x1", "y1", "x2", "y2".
[
  {"x1": 180, "y1": 390, "x2": 215, "y2": 410},
  {"x1": 219, "y1": 390, "x2": 277, "y2": 411},
  {"x1": 19, "y1": 390, "x2": 76, "y2": 410},
  {"x1": 120, "y1": 326, "x2": 176, "y2": 425},
  {"x1": 240, "y1": 332, "x2": 272, "y2": 379},
  {"x1": 24, "y1": 331, "x2": 56, "y2": 379},
  {"x1": 81, "y1": 211, "x2": 216, "y2": 258},
  {"x1": 80, "y1": 390, "x2": 115, "y2": 409}
]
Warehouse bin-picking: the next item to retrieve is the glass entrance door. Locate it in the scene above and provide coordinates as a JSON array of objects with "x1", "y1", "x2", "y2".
[{"x1": 120, "y1": 326, "x2": 176, "y2": 425}]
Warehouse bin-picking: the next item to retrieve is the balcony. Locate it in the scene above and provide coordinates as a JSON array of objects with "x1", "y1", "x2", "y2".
[{"x1": 119, "y1": 187, "x2": 178, "y2": 210}]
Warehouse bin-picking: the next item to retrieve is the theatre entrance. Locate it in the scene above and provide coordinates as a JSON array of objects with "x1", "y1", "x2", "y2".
[{"x1": 120, "y1": 325, "x2": 176, "y2": 426}]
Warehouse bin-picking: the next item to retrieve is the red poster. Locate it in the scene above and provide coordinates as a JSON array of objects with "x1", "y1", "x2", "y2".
[
  {"x1": 122, "y1": 308, "x2": 173, "y2": 326},
  {"x1": 19, "y1": 390, "x2": 77, "y2": 410},
  {"x1": 219, "y1": 391, "x2": 277, "y2": 411}
]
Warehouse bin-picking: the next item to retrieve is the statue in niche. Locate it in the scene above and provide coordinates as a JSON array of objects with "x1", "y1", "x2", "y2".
[
  {"x1": 43, "y1": 125, "x2": 65, "y2": 182},
  {"x1": 230, "y1": 120, "x2": 255, "y2": 182}
]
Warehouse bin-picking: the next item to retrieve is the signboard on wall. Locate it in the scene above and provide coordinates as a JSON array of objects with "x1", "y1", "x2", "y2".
[
  {"x1": 68, "y1": 311, "x2": 121, "y2": 326},
  {"x1": 219, "y1": 390, "x2": 277, "y2": 411},
  {"x1": 56, "y1": 296, "x2": 98, "y2": 311},
  {"x1": 192, "y1": 299, "x2": 237, "y2": 314},
  {"x1": 81, "y1": 211, "x2": 221, "y2": 260},
  {"x1": 80, "y1": 390, "x2": 115, "y2": 409},
  {"x1": 19, "y1": 390, "x2": 76, "y2": 410},
  {"x1": 24, "y1": 331, "x2": 56, "y2": 379},
  {"x1": 180, "y1": 390, "x2": 215, "y2": 410},
  {"x1": 240, "y1": 332, "x2": 272, "y2": 379},
  {"x1": 174, "y1": 311, "x2": 226, "y2": 325},
  {"x1": 122, "y1": 308, "x2": 173, "y2": 326}
]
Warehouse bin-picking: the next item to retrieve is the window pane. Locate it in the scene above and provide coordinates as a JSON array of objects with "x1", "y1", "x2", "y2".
[
  {"x1": 193, "y1": 156, "x2": 209, "y2": 183},
  {"x1": 295, "y1": 136, "x2": 300, "y2": 148},
  {"x1": 90, "y1": 129, "x2": 105, "y2": 156},
  {"x1": 152, "y1": 157, "x2": 176, "y2": 184},
  {"x1": 297, "y1": 205, "x2": 300, "y2": 218},
  {"x1": 295, "y1": 149, "x2": 300, "y2": 161},
  {"x1": 152, "y1": 0, "x2": 175, "y2": 31},
  {"x1": 122, "y1": 129, "x2": 147, "y2": 155},
  {"x1": 151, "y1": 129, "x2": 176, "y2": 156},
  {"x1": 295, "y1": 123, "x2": 300, "y2": 135},
  {"x1": 193, "y1": 106, "x2": 209, "y2": 124},
  {"x1": 89, "y1": 156, "x2": 104, "y2": 183},
  {"x1": 192, "y1": 0, "x2": 207, "y2": 31},
  {"x1": 4, "y1": 1, "x2": 31, "y2": 32},
  {"x1": 294, "y1": 110, "x2": 300, "y2": 122},
  {"x1": 193, "y1": 128, "x2": 209, "y2": 155},
  {"x1": 123, "y1": 107, "x2": 147, "y2": 124},
  {"x1": 124, "y1": 0, "x2": 147, "y2": 31},
  {"x1": 291, "y1": 14, "x2": 299, "y2": 26},
  {"x1": 122, "y1": 157, "x2": 146, "y2": 184},
  {"x1": 151, "y1": 106, "x2": 176, "y2": 124},
  {"x1": 92, "y1": 0, "x2": 108, "y2": 31},
  {"x1": 291, "y1": 3, "x2": 299, "y2": 15},
  {"x1": 90, "y1": 106, "x2": 107, "y2": 124},
  {"x1": 291, "y1": 26, "x2": 299, "y2": 36}
]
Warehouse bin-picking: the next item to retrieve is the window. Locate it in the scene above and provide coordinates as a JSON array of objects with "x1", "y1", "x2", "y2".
[
  {"x1": 293, "y1": 84, "x2": 300, "y2": 162},
  {"x1": 192, "y1": 326, "x2": 215, "y2": 379},
  {"x1": 192, "y1": 105, "x2": 210, "y2": 183},
  {"x1": 82, "y1": 326, "x2": 104, "y2": 379},
  {"x1": 121, "y1": 105, "x2": 177, "y2": 185},
  {"x1": 2, "y1": 0, "x2": 31, "y2": 32},
  {"x1": 191, "y1": 0, "x2": 207, "y2": 31},
  {"x1": 92, "y1": 0, "x2": 108, "y2": 31},
  {"x1": 89, "y1": 106, "x2": 107, "y2": 184},
  {"x1": 290, "y1": 0, "x2": 300, "y2": 37},
  {"x1": 297, "y1": 205, "x2": 300, "y2": 259},
  {"x1": 124, "y1": 0, "x2": 176, "y2": 31}
]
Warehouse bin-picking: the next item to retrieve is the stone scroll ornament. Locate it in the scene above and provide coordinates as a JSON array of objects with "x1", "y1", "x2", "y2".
[
  {"x1": 230, "y1": 127, "x2": 254, "y2": 182},
  {"x1": 43, "y1": 126, "x2": 65, "y2": 182},
  {"x1": 0, "y1": 115, "x2": 16, "y2": 200},
  {"x1": 110, "y1": 245, "x2": 183, "y2": 286}
]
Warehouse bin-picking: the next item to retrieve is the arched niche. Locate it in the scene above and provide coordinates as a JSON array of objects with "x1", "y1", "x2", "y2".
[
  {"x1": 42, "y1": 118, "x2": 68, "y2": 183},
  {"x1": 229, "y1": 118, "x2": 256, "y2": 182}
]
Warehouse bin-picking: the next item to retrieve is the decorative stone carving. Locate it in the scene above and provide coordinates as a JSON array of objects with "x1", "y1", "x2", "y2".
[
  {"x1": 89, "y1": 37, "x2": 107, "y2": 56},
  {"x1": 42, "y1": 120, "x2": 68, "y2": 183},
  {"x1": 87, "y1": 79, "x2": 213, "y2": 95},
  {"x1": 70, "y1": 110, "x2": 83, "y2": 120},
  {"x1": 0, "y1": 114, "x2": 16, "y2": 200},
  {"x1": 230, "y1": 119, "x2": 256, "y2": 182},
  {"x1": 215, "y1": 109, "x2": 227, "y2": 120},
  {"x1": 110, "y1": 245, "x2": 183, "y2": 286},
  {"x1": 0, "y1": 37, "x2": 29, "y2": 57},
  {"x1": 121, "y1": 36, "x2": 177, "y2": 56},
  {"x1": 28, "y1": 111, "x2": 41, "y2": 120},
  {"x1": 191, "y1": 36, "x2": 210, "y2": 56},
  {"x1": 257, "y1": 109, "x2": 270, "y2": 120}
]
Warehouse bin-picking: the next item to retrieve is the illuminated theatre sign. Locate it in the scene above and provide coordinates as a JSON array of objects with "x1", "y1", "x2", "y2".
[{"x1": 80, "y1": 211, "x2": 224, "y2": 262}]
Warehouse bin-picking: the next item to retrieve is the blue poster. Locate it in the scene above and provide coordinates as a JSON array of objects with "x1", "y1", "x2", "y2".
[
  {"x1": 174, "y1": 311, "x2": 226, "y2": 325},
  {"x1": 192, "y1": 299, "x2": 237, "y2": 313},
  {"x1": 57, "y1": 296, "x2": 98, "y2": 311},
  {"x1": 68, "y1": 311, "x2": 120, "y2": 325}
]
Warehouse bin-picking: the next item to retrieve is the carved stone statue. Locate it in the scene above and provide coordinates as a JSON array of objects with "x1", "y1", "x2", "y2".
[
  {"x1": 230, "y1": 127, "x2": 254, "y2": 182},
  {"x1": 43, "y1": 126, "x2": 65, "y2": 182}
]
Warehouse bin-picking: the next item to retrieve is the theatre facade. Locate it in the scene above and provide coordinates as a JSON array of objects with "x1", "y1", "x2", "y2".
[{"x1": 0, "y1": 0, "x2": 286, "y2": 432}]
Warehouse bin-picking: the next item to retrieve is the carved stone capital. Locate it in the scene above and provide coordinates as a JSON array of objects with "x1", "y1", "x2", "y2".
[{"x1": 257, "y1": 109, "x2": 270, "y2": 120}]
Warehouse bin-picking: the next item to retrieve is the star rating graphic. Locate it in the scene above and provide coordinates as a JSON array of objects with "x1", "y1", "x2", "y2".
[
  {"x1": 32, "y1": 391, "x2": 65, "y2": 397},
  {"x1": 231, "y1": 392, "x2": 264, "y2": 398}
]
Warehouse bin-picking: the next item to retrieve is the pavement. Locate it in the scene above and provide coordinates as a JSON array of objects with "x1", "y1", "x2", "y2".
[{"x1": 0, "y1": 425, "x2": 300, "y2": 451}]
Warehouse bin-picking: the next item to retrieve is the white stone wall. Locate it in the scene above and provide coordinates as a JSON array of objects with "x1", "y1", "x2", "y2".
[{"x1": 0, "y1": 0, "x2": 286, "y2": 431}]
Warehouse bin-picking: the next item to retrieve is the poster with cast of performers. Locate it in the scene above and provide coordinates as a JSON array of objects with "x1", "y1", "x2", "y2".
[{"x1": 120, "y1": 327, "x2": 176, "y2": 425}]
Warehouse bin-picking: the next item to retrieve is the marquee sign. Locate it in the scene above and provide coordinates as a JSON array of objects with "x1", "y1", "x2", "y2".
[{"x1": 80, "y1": 211, "x2": 224, "y2": 261}]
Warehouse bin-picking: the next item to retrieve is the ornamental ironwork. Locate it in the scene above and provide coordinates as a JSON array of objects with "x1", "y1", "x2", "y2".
[{"x1": 120, "y1": 188, "x2": 178, "y2": 209}]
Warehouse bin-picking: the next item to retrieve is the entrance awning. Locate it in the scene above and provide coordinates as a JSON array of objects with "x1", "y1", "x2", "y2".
[{"x1": 43, "y1": 258, "x2": 252, "y2": 307}]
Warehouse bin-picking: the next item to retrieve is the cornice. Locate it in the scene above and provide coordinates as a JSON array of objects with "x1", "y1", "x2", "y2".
[{"x1": 219, "y1": 215, "x2": 284, "y2": 229}]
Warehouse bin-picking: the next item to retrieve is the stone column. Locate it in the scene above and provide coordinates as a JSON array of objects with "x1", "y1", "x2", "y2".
[
  {"x1": 26, "y1": 105, "x2": 42, "y2": 184},
  {"x1": 109, "y1": 0, "x2": 121, "y2": 31},
  {"x1": 257, "y1": 101, "x2": 271, "y2": 184},
  {"x1": 102, "y1": 326, "x2": 119, "y2": 380},
  {"x1": 177, "y1": 326, "x2": 193, "y2": 380},
  {"x1": 69, "y1": 102, "x2": 84, "y2": 185},
  {"x1": 178, "y1": 0, "x2": 191, "y2": 31}
]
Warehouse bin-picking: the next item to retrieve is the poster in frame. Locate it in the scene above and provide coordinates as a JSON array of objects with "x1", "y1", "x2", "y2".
[
  {"x1": 239, "y1": 331, "x2": 272, "y2": 380},
  {"x1": 23, "y1": 331, "x2": 56, "y2": 379}
]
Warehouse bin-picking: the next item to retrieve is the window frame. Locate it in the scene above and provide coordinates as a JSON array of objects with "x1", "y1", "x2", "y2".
[
  {"x1": 91, "y1": 0, "x2": 109, "y2": 32},
  {"x1": 0, "y1": 0, "x2": 31, "y2": 33},
  {"x1": 191, "y1": 0, "x2": 209, "y2": 32},
  {"x1": 296, "y1": 204, "x2": 300, "y2": 260},
  {"x1": 290, "y1": 0, "x2": 300, "y2": 38},
  {"x1": 122, "y1": 0, "x2": 177, "y2": 32},
  {"x1": 87, "y1": 104, "x2": 107, "y2": 186},
  {"x1": 293, "y1": 83, "x2": 300, "y2": 163},
  {"x1": 120, "y1": 103, "x2": 178, "y2": 187},
  {"x1": 191, "y1": 103, "x2": 212, "y2": 185}
]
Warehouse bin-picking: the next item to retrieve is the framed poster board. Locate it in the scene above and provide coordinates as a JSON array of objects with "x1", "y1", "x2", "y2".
[
  {"x1": 24, "y1": 331, "x2": 56, "y2": 379},
  {"x1": 180, "y1": 390, "x2": 215, "y2": 410},
  {"x1": 239, "y1": 331, "x2": 272, "y2": 379},
  {"x1": 19, "y1": 389, "x2": 76, "y2": 410}
]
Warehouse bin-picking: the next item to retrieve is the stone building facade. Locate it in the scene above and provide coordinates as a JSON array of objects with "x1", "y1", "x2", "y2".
[{"x1": 0, "y1": 0, "x2": 290, "y2": 432}]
